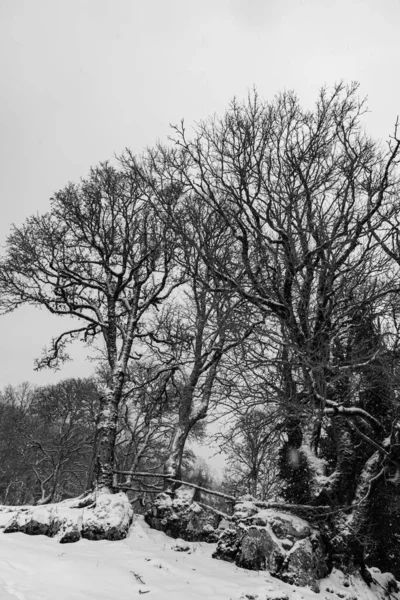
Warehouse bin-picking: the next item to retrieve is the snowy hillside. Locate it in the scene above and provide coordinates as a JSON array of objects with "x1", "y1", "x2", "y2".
[{"x1": 0, "y1": 516, "x2": 397, "y2": 600}]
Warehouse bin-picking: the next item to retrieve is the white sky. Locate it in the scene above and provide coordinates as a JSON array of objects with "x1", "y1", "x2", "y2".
[{"x1": 0, "y1": 0, "x2": 399, "y2": 389}]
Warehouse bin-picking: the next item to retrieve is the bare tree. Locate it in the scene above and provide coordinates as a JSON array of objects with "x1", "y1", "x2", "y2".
[
  {"x1": 117, "y1": 158, "x2": 260, "y2": 490},
  {"x1": 22, "y1": 378, "x2": 98, "y2": 503},
  {"x1": 0, "y1": 382, "x2": 36, "y2": 505},
  {"x1": 0, "y1": 379, "x2": 97, "y2": 504},
  {"x1": 112, "y1": 360, "x2": 179, "y2": 502},
  {"x1": 146, "y1": 265, "x2": 254, "y2": 489},
  {"x1": 161, "y1": 83, "x2": 400, "y2": 571},
  {"x1": 0, "y1": 161, "x2": 181, "y2": 491}
]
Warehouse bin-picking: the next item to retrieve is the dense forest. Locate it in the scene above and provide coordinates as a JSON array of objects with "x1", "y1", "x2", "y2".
[{"x1": 1, "y1": 83, "x2": 400, "y2": 580}]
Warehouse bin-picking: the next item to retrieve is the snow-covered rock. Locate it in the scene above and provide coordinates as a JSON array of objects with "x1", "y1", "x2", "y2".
[
  {"x1": 171, "y1": 538, "x2": 191, "y2": 552},
  {"x1": 236, "y1": 526, "x2": 284, "y2": 573},
  {"x1": 82, "y1": 491, "x2": 133, "y2": 540},
  {"x1": 145, "y1": 485, "x2": 221, "y2": 542},
  {"x1": 233, "y1": 496, "x2": 259, "y2": 520},
  {"x1": 174, "y1": 484, "x2": 197, "y2": 505},
  {"x1": 213, "y1": 502, "x2": 329, "y2": 593},
  {"x1": 1, "y1": 491, "x2": 133, "y2": 543}
]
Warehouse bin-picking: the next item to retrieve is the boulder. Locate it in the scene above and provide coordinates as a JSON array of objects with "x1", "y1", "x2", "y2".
[
  {"x1": 233, "y1": 496, "x2": 259, "y2": 521},
  {"x1": 174, "y1": 485, "x2": 196, "y2": 506},
  {"x1": 246, "y1": 508, "x2": 311, "y2": 539},
  {"x1": 279, "y1": 537, "x2": 327, "y2": 592},
  {"x1": 236, "y1": 526, "x2": 284, "y2": 573},
  {"x1": 145, "y1": 485, "x2": 222, "y2": 542},
  {"x1": 81, "y1": 492, "x2": 133, "y2": 541},
  {"x1": 266, "y1": 512, "x2": 310, "y2": 540},
  {"x1": 4, "y1": 505, "x2": 54, "y2": 536},
  {"x1": 213, "y1": 502, "x2": 329, "y2": 593},
  {"x1": 55, "y1": 517, "x2": 82, "y2": 544},
  {"x1": 212, "y1": 526, "x2": 241, "y2": 562}
]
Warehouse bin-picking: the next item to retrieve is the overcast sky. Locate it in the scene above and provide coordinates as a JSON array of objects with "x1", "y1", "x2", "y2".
[{"x1": 0, "y1": 0, "x2": 399, "y2": 390}]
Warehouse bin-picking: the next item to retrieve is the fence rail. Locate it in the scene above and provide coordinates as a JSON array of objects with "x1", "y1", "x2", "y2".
[{"x1": 113, "y1": 470, "x2": 236, "y2": 502}]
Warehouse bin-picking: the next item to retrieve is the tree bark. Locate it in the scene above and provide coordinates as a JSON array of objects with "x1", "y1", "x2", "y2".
[
  {"x1": 163, "y1": 362, "x2": 218, "y2": 492},
  {"x1": 163, "y1": 423, "x2": 190, "y2": 492},
  {"x1": 331, "y1": 450, "x2": 382, "y2": 576},
  {"x1": 94, "y1": 366, "x2": 126, "y2": 491}
]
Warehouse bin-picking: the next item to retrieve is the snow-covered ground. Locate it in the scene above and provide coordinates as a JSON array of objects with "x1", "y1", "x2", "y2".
[{"x1": 0, "y1": 515, "x2": 398, "y2": 600}]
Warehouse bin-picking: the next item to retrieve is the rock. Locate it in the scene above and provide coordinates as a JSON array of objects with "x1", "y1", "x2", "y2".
[
  {"x1": 264, "y1": 593, "x2": 289, "y2": 600},
  {"x1": 154, "y1": 492, "x2": 173, "y2": 509},
  {"x1": 236, "y1": 527, "x2": 284, "y2": 573},
  {"x1": 4, "y1": 506, "x2": 53, "y2": 536},
  {"x1": 81, "y1": 492, "x2": 133, "y2": 541},
  {"x1": 240, "y1": 591, "x2": 290, "y2": 600},
  {"x1": 213, "y1": 527, "x2": 241, "y2": 563},
  {"x1": 186, "y1": 506, "x2": 219, "y2": 540},
  {"x1": 174, "y1": 485, "x2": 196, "y2": 506},
  {"x1": 373, "y1": 571, "x2": 400, "y2": 594},
  {"x1": 249, "y1": 510, "x2": 310, "y2": 540},
  {"x1": 213, "y1": 506, "x2": 329, "y2": 593},
  {"x1": 55, "y1": 518, "x2": 82, "y2": 543},
  {"x1": 189, "y1": 502, "x2": 202, "y2": 514},
  {"x1": 171, "y1": 539, "x2": 191, "y2": 552},
  {"x1": 233, "y1": 497, "x2": 259, "y2": 521},
  {"x1": 281, "y1": 537, "x2": 326, "y2": 592},
  {"x1": 280, "y1": 538, "x2": 294, "y2": 550},
  {"x1": 218, "y1": 518, "x2": 231, "y2": 530},
  {"x1": 145, "y1": 486, "x2": 222, "y2": 543},
  {"x1": 2, "y1": 492, "x2": 133, "y2": 543}
]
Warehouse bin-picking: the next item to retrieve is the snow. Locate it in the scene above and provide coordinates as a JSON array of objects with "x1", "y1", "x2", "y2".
[
  {"x1": 300, "y1": 445, "x2": 327, "y2": 476},
  {"x1": 174, "y1": 485, "x2": 196, "y2": 505},
  {"x1": 0, "y1": 508, "x2": 18, "y2": 528},
  {"x1": 83, "y1": 490, "x2": 133, "y2": 533},
  {"x1": 0, "y1": 515, "x2": 398, "y2": 600},
  {"x1": 300, "y1": 444, "x2": 328, "y2": 489},
  {"x1": 253, "y1": 509, "x2": 309, "y2": 532}
]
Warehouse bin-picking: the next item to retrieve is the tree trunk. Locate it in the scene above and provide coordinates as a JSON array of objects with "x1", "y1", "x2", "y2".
[
  {"x1": 163, "y1": 362, "x2": 218, "y2": 493},
  {"x1": 94, "y1": 381, "x2": 121, "y2": 491},
  {"x1": 163, "y1": 423, "x2": 189, "y2": 492},
  {"x1": 331, "y1": 450, "x2": 381, "y2": 577}
]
